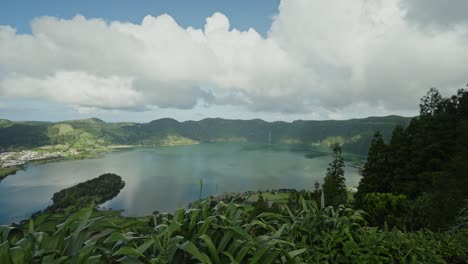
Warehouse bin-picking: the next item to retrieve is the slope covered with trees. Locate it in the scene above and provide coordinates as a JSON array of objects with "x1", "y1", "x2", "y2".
[
  {"x1": 356, "y1": 87, "x2": 468, "y2": 230},
  {"x1": 0, "y1": 116, "x2": 411, "y2": 156}
]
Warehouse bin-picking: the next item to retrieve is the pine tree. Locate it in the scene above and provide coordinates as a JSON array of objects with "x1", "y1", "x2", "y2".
[
  {"x1": 355, "y1": 131, "x2": 390, "y2": 207},
  {"x1": 314, "y1": 180, "x2": 320, "y2": 192},
  {"x1": 312, "y1": 180, "x2": 321, "y2": 205},
  {"x1": 254, "y1": 192, "x2": 268, "y2": 215},
  {"x1": 419, "y1": 87, "x2": 443, "y2": 116},
  {"x1": 357, "y1": 87, "x2": 468, "y2": 229},
  {"x1": 322, "y1": 144, "x2": 347, "y2": 207}
]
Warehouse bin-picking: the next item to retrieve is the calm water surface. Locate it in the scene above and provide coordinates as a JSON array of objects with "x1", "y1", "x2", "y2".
[{"x1": 0, "y1": 143, "x2": 361, "y2": 224}]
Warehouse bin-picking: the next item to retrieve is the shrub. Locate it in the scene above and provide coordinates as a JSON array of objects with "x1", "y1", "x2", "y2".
[{"x1": 361, "y1": 192, "x2": 410, "y2": 229}]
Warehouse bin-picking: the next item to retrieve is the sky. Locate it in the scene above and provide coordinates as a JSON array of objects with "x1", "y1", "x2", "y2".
[{"x1": 0, "y1": 0, "x2": 467, "y2": 122}]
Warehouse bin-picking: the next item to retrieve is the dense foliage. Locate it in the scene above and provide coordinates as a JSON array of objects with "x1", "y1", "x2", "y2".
[
  {"x1": 359, "y1": 193, "x2": 410, "y2": 230},
  {"x1": 46, "y1": 173, "x2": 125, "y2": 213},
  {"x1": 356, "y1": 87, "x2": 468, "y2": 230},
  {"x1": 0, "y1": 116, "x2": 410, "y2": 155},
  {"x1": 0, "y1": 124, "x2": 50, "y2": 149},
  {"x1": 0, "y1": 197, "x2": 466, "y2": 263}
]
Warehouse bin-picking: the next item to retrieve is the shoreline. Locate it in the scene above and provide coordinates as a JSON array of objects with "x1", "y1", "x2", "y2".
[
  {"x1": 0, "y1": 145, "x2": 135, "y2": 181},
  {"x1": 0, "y1": 142, "x2": 365, "y2": 182},
  {"x1": 0, "y1": 142, "x2": 201, "y2": 181}
]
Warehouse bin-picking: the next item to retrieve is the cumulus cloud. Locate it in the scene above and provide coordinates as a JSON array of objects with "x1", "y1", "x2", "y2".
[
  {"x1": 269, "y1": 0, "x2": 468, "y2": 111},
  {"x1": 0, "y1": 0, "x2": 467, "y2": 118},
  {"x1": 2, "y1": 71, "x2": 142, "y2": 109}
]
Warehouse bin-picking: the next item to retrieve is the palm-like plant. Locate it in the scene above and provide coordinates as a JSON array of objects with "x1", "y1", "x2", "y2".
[{"x1": 0, "y1": 197, "x2": 466, "y2": 263}]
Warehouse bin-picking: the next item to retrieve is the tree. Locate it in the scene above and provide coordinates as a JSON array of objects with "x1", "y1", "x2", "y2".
[
  {"x1": 322, "y1": 144, "x2": 347, "y2": 207},
  {"x1": 311, "y1": 180, "x2": 322, "y2": 205},
  {"x1": 355, "y1": 132, "x2": 390, "y2": 207},
  {"x1": 314, "y1": 180, "x2": 320, "y2": 192},
  {"x1": 254, "y1": 192, "x2": 268, "y2": 216},
  {"x1": 357, "y1": 87, "x2": 468, "y2": 230},
  {"x1": 419, "y1": 87, "x2": 443, "y2": 116}
]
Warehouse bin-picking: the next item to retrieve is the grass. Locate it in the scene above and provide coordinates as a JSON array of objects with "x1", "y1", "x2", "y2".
[
  {"x1": 0, "y1": 166, "x2": 21, "y2": 180},
  {"x1": 159, "y1": 135, "x2": 199, "y2": 146}
]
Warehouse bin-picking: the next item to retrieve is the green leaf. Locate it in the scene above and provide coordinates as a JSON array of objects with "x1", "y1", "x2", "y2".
[
  {"x1": 85, "y1": 255, "x2": 102, "y2": 264},
  {"x1": 199, "y1": 178, "x2": 203, "y2": 202},
  {"x1": 0, "y1": 241, "x2": 11, "y2": 264},
  {"x1": 28, "y1": 219, "x2": 34, "y2": 235},
  {"x1": 288, "y1": 248, "x2": 307, "y2": 258},
  {"x1": 249, "y1": 242, "x2": 275, "y2": 264},
  {"x1": 136, "y1": 238, "x2": 155, "y2": 255},
  {"x1": 222, "y1": 252, "x2": 238, "y2": 264},
  {"x1": 103, "y1": 232, "x2": 128, "y2": 244},
  {"x1": 262, "y1": 251, "x2": 280, "y2": 264},
  {"x1": 69, "y1": 208, "x2": 93, "y2": 255},
  {"x1": 112, "y1": 247, "x2": 145, "y2": 258},
  {"x1": 234, "y1": 242, "x2": 253, "y2": 263},
  {"x1": 0, "y1": 226, "x2": 23, "y2": 244},
  {"x1": 15, "y1": 238, "x2": 32, "y2": 256},
  {"x1": 179, "y1": 241, "x2": 211, "y2": 264},
  {"x1": 216, "y1": 231, "x2": 232, "y2": 253},
  {"x1": 199, "y1": 234, "x2": 220, "y2": 264},
  {"x1": 9, "y1": 246, "x2": 25, "y2": 264}
]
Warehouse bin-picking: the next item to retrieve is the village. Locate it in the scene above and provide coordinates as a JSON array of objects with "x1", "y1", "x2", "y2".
[{"x1": 0, "y1": 149, "x2": 77, "y2": 168}]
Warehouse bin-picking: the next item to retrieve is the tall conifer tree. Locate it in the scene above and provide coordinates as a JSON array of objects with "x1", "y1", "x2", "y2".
[
  {"x1": 355, "y1": 131, "x2": 390, "y2": 207},
  {"x1": 322, "y1": 144, "x2": 347, "y2": 207}
]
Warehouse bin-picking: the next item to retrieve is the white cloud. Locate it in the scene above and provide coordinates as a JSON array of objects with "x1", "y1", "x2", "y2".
[
  {"x1": 269, "y1": 0, "x2": 468, "y2": 111},
  {"x1": 0, "y1": 0, "x2": 467, "y2": 119},
  {"x1": 1, "y1": 71, "x2": 142, "y2": 109}
]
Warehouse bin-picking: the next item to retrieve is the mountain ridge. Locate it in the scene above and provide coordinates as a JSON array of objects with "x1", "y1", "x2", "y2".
[{"x1": 0, "y1": 115, "x2": 412, "y2": 155}]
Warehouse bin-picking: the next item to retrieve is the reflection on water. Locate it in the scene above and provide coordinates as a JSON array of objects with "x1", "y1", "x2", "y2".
[{"x1": 0, "y1": 143, "x2": 361, "y2": 224}]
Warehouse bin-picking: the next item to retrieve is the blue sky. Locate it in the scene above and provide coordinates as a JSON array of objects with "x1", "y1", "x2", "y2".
[
  {"x1": 2, "y1": 0, "x2": 278, "y2": 35},
  {"x1": 0, "y1": 0, "x2": 466, "y2": 122},
  {"x1": 0, "y1": 0, "x2": 283, "y2": 122}
]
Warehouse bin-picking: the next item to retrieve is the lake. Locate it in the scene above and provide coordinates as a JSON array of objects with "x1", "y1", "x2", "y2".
[{"x1": 0, "y1": 143, "x2": 362, "y2": 224}]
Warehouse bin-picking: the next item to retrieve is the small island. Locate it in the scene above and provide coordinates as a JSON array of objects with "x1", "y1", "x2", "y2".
[{"x1": 46, "y1": 173, "x2": 125, "y2": 213}]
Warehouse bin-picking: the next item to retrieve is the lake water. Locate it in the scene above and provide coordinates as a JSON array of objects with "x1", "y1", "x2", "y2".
[{"x1": 0, "y1": 143, "x2": 362, "y2": 224}]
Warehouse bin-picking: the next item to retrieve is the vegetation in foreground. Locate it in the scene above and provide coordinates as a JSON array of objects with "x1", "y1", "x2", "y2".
[{"x1": 0, "y1": 197, "x2": 466, "y2": 263}]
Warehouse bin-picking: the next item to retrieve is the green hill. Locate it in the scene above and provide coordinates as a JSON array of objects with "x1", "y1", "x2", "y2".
[{"x1": 0, "y1": 116, "x2": 411, "y2": 155}]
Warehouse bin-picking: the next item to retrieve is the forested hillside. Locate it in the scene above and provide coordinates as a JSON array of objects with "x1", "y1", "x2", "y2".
[
  {"x1": 356, "y1": 88, "x2": 468, "y2": 230},
  {"x1": 0, "y1": 116, "x2": 410, "y2": 155}
]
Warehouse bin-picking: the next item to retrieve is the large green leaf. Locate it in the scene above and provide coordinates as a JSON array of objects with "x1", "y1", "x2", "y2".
[
  {"x1": 0, "y1": 241, "x2": 11, "y2": 264},
  {"x1": 112, "y1": 247, "x2": 145, "y2": 258},
  {"x1": 9, "y1": 246, "x2": 25, "y2": 264},
  {"x1": 199, "y1": 234, "x2": 220, "y2": 264},
  {"x1": 179, "y1": 241, "x2": 211, "y2": 264}
]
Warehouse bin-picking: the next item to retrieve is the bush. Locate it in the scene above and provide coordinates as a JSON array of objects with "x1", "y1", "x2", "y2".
[{"x1": 361, "y1": 192, "x2": 410, "y2": 229}]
